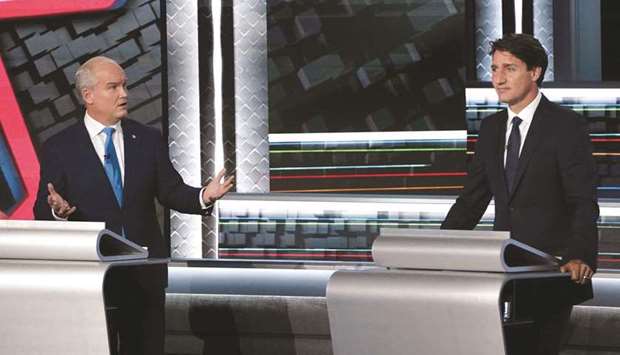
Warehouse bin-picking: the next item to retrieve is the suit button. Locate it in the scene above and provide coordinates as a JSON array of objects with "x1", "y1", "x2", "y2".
[{"x1": 509, "y1": 207, "x2": 514, "y2": 212}]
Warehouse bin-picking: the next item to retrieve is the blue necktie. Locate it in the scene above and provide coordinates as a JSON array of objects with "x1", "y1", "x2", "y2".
[
  {"x1": 103, "y1": 127, "x2": 123, "y2": 207},
  {"x1": 505, "y1": 116, "x2": 522, "y2": 193}
]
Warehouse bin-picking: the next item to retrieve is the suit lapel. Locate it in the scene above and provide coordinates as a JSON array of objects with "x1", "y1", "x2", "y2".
[
  {"x1": 495, "y1": 112, "x2": 509, "y2": 200},
  {"x1": 75, "y1": 121, "x2": 121, "y2": 208},
  {"x1": 508, "y1": 96, "x2": 549, "y2": 200},
  {"x1": 122, "y1": 120, "x2": 138, "y2": 207}
]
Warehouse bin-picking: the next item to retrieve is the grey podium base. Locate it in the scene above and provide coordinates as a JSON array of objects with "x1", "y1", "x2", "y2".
[
  {"x1": 327, "y1": 269, "x2": 571, "y2": 355},
  {"x1": 0, "y1": 258, "x2": 167, "y2": 355}
]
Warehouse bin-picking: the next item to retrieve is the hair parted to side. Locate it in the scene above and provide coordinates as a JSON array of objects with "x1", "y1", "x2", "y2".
[
  {"x1": 75, "y1": 56, "x2": 121, "y2": 95},
  {"x1": 490, "y1": 33, "x2": 548, "y2": 87}
]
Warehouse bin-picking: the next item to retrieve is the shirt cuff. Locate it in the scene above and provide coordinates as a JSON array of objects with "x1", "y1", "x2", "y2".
[
  {"x1": 199, "y1": 187, "x2": 213, "y2": 210},
  {"x1": 51, "y1": 207, "x2": 68, "y2": 221}
]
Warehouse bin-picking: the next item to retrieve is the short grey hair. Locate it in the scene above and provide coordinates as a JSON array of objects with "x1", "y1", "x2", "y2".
[{"x1": 75, "y1": 56, "x2": 120, "y2": 93}]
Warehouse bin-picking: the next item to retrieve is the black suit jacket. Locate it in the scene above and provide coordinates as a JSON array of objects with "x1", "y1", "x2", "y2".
[
  {"x1": 34, "y1": 118, "x2": 210, "y2": 287},
  {"x1": 442, "y1": 96, "x2": 599, "y2": 303}
]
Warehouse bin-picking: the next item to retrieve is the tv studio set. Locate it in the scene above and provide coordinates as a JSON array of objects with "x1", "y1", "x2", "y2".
[{"x1": 1, "y1": 0, "x2": 620, "y2": 354}]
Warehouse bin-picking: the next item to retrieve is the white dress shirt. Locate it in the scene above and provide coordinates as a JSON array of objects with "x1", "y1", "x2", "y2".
[
  {"x1": 504, "y1": 90, "x2": 542, "y2": 166},
  {"x1": 84, "y1": 112, "x2": 125, "y2": 182}
]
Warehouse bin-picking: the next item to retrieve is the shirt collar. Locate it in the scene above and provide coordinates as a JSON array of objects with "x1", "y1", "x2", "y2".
[
  {"x1": 84, "y1": 112, "x2": 122, "y2": 139},
  {"x1": 507, "y1": 90, "x2": 542, "y2": 126}
]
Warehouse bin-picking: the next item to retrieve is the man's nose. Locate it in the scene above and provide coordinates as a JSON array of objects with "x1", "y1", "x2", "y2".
[{"x1": 492, "y1": 72, "x2": 505, "y2": 84}]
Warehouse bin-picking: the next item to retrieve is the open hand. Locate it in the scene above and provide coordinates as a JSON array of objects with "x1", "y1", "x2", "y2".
[
  {"x1": 560, "y1": 259, "x2": 593, "y2": 285},
  {"x1": 47, "y1": 183, "x2": 76, "y2": 219},
  {"x1": 202, "y1": 169, "x2": 234, "y2": 203}
]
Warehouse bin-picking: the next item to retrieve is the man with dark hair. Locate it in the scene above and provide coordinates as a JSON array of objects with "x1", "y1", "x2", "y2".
[{"x1": 442, "y1": 33, "x2": 598, "y2": 354}]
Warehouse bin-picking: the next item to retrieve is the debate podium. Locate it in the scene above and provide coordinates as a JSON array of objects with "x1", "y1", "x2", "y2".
[
  {"x1": 326, "y1": 228, "x2": 572, "y2": 355},
  {"x1": 0, "y1": 220, "x2": 163, "y2": 355}
]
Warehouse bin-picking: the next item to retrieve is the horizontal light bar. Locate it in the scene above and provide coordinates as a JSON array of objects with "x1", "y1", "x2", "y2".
[
  {"x1": 271, "y1": 148, "x2": 466, "y2": 153},
  {"x1": 269, "y1": 130, "x2": 466, "y2": 143},
  {"x1": 218, "y1": 197, "x2": 490, "y2": 218},
  {"x1": 467, "y1": 88, "x2": 620, "y2": 105},
  {"x1": 270, "y1": 164, "x2": 429, "y2": 171},
  {"x1": 219, "y1": 195, "x2": 620, "y2": 219}
]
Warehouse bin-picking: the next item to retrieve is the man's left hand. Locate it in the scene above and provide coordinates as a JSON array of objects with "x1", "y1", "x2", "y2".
[
  {"x1": 202, "y1": 169, "x2": 234, "y2": 203},
  {"x1": 560, "y1": 259, "x2": 593, "y2": 285}
]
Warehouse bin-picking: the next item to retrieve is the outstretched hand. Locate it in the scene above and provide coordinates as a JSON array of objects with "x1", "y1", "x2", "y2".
[
  {"x1": 202, "y1": 169, "x2": 234, "y2": 203},
  {"x1": 47, "y1": 183, "x2": 76, "y2": 219},
  {"x1": 560, "y1": 259, "x2": 593, "y2": 285}
]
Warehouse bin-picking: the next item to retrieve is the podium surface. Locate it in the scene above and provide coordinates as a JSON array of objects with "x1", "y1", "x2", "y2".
[
  {"x1": 327, "y1": 228, "x2": 571, "y2": 355},
  {"x1": 0, "y1": 220, "x2": 161, "y2": 355}
]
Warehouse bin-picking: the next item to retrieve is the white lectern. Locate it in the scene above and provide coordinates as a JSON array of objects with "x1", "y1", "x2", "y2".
[
  {"x1": 327, "y1": 228, "x2": 572, "y2": 355},
  {"x1": 0, "y1": 220, "x2": 162, "y2": 355}
]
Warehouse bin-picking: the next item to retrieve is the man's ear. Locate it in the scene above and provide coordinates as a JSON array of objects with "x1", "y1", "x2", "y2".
[
  {"x1": 81, "y1": 88, "x2": 93, "y2": 105},
  {"x1": 531, "y1": 66, "x2": 542, "y2": 83}
]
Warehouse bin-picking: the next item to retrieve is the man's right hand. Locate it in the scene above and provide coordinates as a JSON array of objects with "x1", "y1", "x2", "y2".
[{"x1": 47, "y1": 183, "x2": 76, "y2": 219}]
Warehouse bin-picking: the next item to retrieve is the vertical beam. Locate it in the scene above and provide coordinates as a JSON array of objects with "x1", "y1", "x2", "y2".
[
  {"x1": 166, "y1": 0, "x2": 203, "y2": 258},
  {"x1": 533, "y1": 0, "x2": 555, "y2": 81},
  {"x1": 474, "y1": 0, "x2": 503, "y2": 81},
  {"x1": 233, "y1": 0, "x2": 270, "y2": 193}
]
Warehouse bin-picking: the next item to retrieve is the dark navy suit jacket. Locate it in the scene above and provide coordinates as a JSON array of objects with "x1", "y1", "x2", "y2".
[
  {"x1": 34, "y1": 118, "x2": 210, "y2": 287},
  {"x1": 442, "y1": 96, "x2": 599, "y2": 304}
]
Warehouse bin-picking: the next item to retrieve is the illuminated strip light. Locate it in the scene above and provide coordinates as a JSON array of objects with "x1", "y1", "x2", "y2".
[
  {"x1": 270, "y1": 140, "x2": 466, "y2": 147},
  {"x1": 468, "y1": 107, "x2": 620, "y2": 113},
  {"x1": 514, "y1": 0, "x2": 523, "y2": 33},
  {"x1": 270, "y1": 148, "x2": 466, "y2": 153},
  {"x1": 467, "y1": 87, "x2": 620, "y2": 105},
  {"x1": 220, "y1": 196, "x2": 463, "y2": 216},
  {"x1": 220, "y1": 216, "x2": 445, "y2": 222},
  {"x1": 471, "y1": 135, "x2": 620, "y2": 141},
  {"x1": 471, "y1": 138, "x2": 620, "y2": 144},
  {"x1": 562, "y1": 104, "x2": 620, "y2": 107},
  {"x1": 599, "y1": 204, "x2": 620, "y2": 217},
  {"x1": 271, "y1": 164, "x2": 429, "y2": 171},
  {"x1": 271, "y1": 172, "x2": 467, "y2": 180},
  {"x1": 598, "y1": 258, "x2": 620, "y2": 263},
  {"x1": 269, "y1": 131, "x2": 466, "y2": 144},
  {"x1": 213, "y1": 0, "x2": 224, "y2": 174},
  {"x1": 220, "y1": 221, "x2": 444, "y2": 226},
  {"x1": 219, "y1": 251, "x2": 372, "y2": 259},
  {"x1": 209, "y1": 0, "x2": 224, "y2": 252},
  {"x1": 272, "y1": 186, "x2": 464, "y2": 193},
  {"x1": 222, "y1": 248, "x2": 372, "y2": 252}
]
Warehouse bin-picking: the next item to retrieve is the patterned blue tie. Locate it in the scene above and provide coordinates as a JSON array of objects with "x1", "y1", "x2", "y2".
[
  {"x1": 505, "y1": 116, "x2": 522, "y2": 193},
  {"x1": 103, "y1": 127, "x2": 123, "y2": 207}
]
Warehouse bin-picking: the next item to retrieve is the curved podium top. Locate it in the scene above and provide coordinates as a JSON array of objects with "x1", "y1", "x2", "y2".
[
  {"x1": 0, "y1": 220, "x2": 148, "y2": 261},
  {"x1": 373, "y1": 228, "x2": 559, "y2": 272}
]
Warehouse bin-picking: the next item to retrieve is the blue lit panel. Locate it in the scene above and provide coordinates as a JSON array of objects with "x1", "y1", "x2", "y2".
[{"x1": 0, "y1": 126, "x2": 24, "y2": 216}]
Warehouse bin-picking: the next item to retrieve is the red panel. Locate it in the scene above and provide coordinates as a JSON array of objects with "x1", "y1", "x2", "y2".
[
  {"x1": 0, "y1": 58, "x2": 39, "y2": 219},
  {"x1": 0, "y1": 0, "x2": 124, "y2": 20}
]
